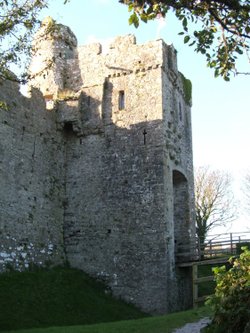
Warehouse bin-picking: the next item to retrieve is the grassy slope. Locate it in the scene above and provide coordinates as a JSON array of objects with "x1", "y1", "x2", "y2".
[
  {"x1": 2, "y1": 306, "x2": 211, "y2": 333},
  {"x1": 0, "y1": 267, "x2": 146, "y2": 331}
]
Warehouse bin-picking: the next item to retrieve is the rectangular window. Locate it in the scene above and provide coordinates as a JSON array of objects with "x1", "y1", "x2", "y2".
[{"x1": 118, "y1": 90, "x2": 125, "y2": 110}]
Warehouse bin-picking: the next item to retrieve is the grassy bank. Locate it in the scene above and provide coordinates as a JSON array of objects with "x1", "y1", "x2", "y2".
[
  {"x1": 0, "y1": 267, "x2": 146, "y2": 331},
  {"x1": 0, "y1": 266, "x2": 212, "y2": 333},
  {"x1": 2, "y1": 306, "x2": 211, "y2": 333}
]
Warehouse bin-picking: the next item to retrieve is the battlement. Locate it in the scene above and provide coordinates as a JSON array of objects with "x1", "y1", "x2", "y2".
[{"x1": 29, "y1": 19, "x2": 181, "y2": 98}]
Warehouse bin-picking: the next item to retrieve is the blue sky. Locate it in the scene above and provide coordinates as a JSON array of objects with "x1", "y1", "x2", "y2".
[{"x1": 42, "y1": 0, "x2": 250, "y2": 232}]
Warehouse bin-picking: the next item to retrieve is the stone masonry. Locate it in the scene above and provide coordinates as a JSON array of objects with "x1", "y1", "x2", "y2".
[{"x1": 0, "y1": 17, "x2": 195, "y2": 314}]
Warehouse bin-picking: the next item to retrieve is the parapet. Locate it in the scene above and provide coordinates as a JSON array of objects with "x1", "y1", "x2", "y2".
[
  {"x1": 28, "y1": 19, "x2": 186, "y2": 106},
  {"x1": 109, "y1": 34, "x2": 136, "y2": 49}
]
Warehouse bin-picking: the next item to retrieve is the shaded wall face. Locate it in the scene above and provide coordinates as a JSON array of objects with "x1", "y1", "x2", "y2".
[
  {"x1": 173, "y1": 171, "x2": 190, "y2": 251},
  {"x1": 162, "y1": 68, "x2": 195, "y2": 249},
  {"x1": 63, "y1": 68, "x2": 175, "y2": 314},
  {"x1": 0, "y1": 81, "x2": 65, "y2": 271}
]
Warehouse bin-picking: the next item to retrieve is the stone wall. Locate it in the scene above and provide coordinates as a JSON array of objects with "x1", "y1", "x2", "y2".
[
  {"x1": 0, "y1": 19, "x2": 195, "y2": 314},
  {"x1": 0, "y1": 79, "x2": 65, "y2": 271}
]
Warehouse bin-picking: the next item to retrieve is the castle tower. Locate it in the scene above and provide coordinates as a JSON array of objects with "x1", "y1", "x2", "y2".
[
  {"x1": 28, "y1": 17, "x2": 78, "y2": 106},
  {"x1": 59, "y1": 33, "x2": 195, "y2": 313}
]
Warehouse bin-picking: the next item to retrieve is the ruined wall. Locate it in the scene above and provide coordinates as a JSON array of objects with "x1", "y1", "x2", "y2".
[
  {"x1": 0, "y1": 79, "x2": 65, "y2": 271},
  {"x1": 0, "y1": 19, "x2": 195, "y2": 314}
]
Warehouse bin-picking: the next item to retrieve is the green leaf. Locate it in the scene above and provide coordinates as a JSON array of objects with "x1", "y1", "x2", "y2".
[
  {"x1": 128, "y1": 3, "x2": 134, "y2": 12},
  {"x1": 129, "y1": 13, "x2": 139, "y2": 28},
  {"x1": 189, "y1": 41, "x2": 196, "y2": 47},
  {"x1": 214, "y1": 68, "x2": 220, "y2": 78},
  {"x1": 184, "y1": 35, "x2": 190, "y2": 44},
  {"x1": 140, "y1": 13, "x2": 148, "y2": 23},
  {"x1": 236, "y1": 48, "x2": 243, "y2": 55},
  {"x1": 182, "y1": 17, "x2": 187, "y2": 28},
  {"x1": 209, "y1": 60, "x2": 217, "y2": 68}
]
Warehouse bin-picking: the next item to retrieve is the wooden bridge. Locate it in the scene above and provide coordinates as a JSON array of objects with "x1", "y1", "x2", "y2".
[{"x1": 176, "y1": 231, "x2": 250, "y2": 307}]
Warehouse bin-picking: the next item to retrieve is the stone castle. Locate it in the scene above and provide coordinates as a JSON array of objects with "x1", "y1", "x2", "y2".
[{"x1": 0, "y1": 18, "x2": 195, "y2": 314}]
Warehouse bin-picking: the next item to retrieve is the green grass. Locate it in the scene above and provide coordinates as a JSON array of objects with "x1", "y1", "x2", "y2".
[
  {"x1": 2, "y1": 306, "x2": 212, "y2": 333},
  {"x1": 0, "y1": 267, "x2": 147, "y2": 332},
  {"x1": 0, "y1": 267, "x2": 212, "y2": 333}
]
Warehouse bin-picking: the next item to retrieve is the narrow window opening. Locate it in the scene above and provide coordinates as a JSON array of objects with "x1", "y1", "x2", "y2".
[
  {"x1": 63, "y1": 122, "x2": 74, "y2": 137},
  {"x1": 87, "y1": 96, "x2": 91, "y2": 107},
  {"x1": 179, "y1": 102, "x2": 182, "y2": 121},
  {"x1": 118, "y1": 90, "x2": 125, "y2": 110}
]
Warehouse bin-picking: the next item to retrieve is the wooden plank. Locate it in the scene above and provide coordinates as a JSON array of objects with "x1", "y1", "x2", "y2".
[
  {"x1": 177, "y1": 256, "x2": 231, "y2": 267},
  {"x1": 193, "y1": 257, "x2": 231, "y2": 266},
  {"x1": 194, "y1": 276, "x2": 214, "y2": 283},
  {"x1": 192, "y1": 264, "x2": 198, "y2": 308},
  {"x1": 194, "y1": 295, "x2": 210, "y2": 304}
]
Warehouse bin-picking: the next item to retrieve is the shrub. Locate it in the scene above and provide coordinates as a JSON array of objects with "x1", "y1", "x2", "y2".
[
  {"x1": 236, "y1": 242, "x2": 250, "y2": 255},
  {"x1": 205, "y1": 247, "x2": 250, "y2": 333}
]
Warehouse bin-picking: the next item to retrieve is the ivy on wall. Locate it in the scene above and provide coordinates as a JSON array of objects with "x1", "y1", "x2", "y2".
[{"x1": 179, "y1": 72, "x2": 192, "y2": 106}]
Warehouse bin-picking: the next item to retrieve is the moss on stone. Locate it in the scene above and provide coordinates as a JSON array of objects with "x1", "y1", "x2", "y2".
[
  {"x1": 180, "y1": 72, "x2": 192, "y2": 106},
  {"x1": 0, "y1": 101, "x2": 9, "y2": 111}
]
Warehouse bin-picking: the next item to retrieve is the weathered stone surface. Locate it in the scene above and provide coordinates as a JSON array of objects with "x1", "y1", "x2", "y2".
[
  {"x1": 0, "y1": 19, "x2": 195, "y2": 314},
  {"x1": 0, "y1": 80, "x2": 65, "y2": 271}
]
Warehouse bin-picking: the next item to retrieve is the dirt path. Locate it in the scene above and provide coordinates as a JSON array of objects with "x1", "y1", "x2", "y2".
[{"x1": 173, "y1": 317, "x2": 211, "y2": 333}]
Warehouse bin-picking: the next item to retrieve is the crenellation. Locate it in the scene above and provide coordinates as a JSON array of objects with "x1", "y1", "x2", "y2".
[{"x1": 0, "y1": 19, "x2": 195, "y2": 315}]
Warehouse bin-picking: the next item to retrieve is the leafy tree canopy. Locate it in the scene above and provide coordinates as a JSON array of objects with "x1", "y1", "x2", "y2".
[
  {"x1": 119, "y1": 0, "x2": 250, "y2": 80},
  {"x1": 0, "y1": 0, "x2": 51, "y2": 82}
]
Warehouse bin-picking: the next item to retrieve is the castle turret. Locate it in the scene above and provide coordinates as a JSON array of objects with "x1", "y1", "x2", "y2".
[{"x1": 28, "y1": 17, "x2": 77, "y2": 103}]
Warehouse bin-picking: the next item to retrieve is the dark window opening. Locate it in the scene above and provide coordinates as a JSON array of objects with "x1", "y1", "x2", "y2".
[
  {"x1": 168, "y1": 49, "x2": 173, "y2": 70},
  {"x1": 173, "y1": 170, "x2": 190, "y2": 259},
  {"x1": 179, "y1": 102, "x2": 182, "y2": 121},
  {"x1": 118, "y1": 90, "x2": 125, "y2": 110},
  {"x1": 63, "y1": 122, "x2": 74, "y2": 137},
  {"x1": 87, "y1": 96, "x2": 91, "y2": 107}
]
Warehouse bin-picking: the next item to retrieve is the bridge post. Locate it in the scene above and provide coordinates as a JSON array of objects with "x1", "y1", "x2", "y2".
[
  {"x1": 230, "y1": 233, "x2": 233, "y2": 254},
  {"x1": 192, "y1": 264, "x2": 198, "y2": 308}
]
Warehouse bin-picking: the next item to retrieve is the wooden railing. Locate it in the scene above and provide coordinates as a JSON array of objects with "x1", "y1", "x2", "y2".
[
  {"x1": 176, "y1": 231, "x2": 250, "y2": 263},
  {"x1": 176, "y1": 231, "x2": 250, "y2": 307},
  {"x1": 192, "y1": 257, "x2": 229, "y2": 307}
]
